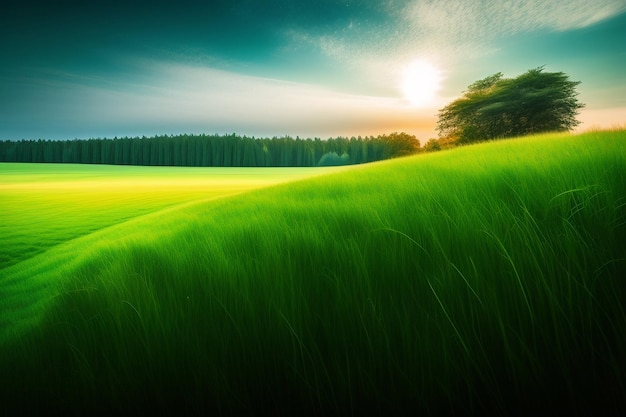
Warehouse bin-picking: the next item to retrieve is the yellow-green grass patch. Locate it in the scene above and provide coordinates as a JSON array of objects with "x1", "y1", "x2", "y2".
[{"x1": 0, "y1": 163, "x2": 349, "y2": 268}]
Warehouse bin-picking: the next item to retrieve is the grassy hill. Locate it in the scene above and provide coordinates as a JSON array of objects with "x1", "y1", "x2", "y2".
[{"x1": 1, "y1": 130, "x2": 625, "y2": 415}]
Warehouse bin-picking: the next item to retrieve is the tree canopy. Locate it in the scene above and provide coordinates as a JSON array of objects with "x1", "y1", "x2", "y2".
[{"x1": 436, "y1": 67, "x2": 584, "y2": 143}]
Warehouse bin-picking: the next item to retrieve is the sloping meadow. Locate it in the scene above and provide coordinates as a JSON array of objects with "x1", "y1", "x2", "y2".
[{"x1": 1, "y1": 130, "x2": 625, "y2": 415}]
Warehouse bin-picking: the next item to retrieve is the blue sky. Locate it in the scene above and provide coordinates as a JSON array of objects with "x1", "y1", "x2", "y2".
[{"x1": 1, "y1": 0, "x2": 624, "y2": 140}]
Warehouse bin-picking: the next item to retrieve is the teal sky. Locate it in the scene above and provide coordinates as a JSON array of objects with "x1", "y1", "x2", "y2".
[{"x1": 1, "y1": 0, "x2": 625, "y2": 141}]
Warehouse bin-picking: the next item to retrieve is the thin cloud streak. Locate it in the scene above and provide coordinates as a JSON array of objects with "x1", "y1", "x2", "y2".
[
  {"x1": 1, "y1": 61, "x2": 439, "y2": 140},
  {"x1": 401, "y1": 0, "x2": 626, "y2": 40}
]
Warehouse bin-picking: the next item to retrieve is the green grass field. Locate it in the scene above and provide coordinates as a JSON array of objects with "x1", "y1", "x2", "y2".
[
  {"x1": 1, "y1": 130, "x2": 625, "y2": 415},
  {"x1": 0, "y1": 164, "x2": 348, "y2": 269}
]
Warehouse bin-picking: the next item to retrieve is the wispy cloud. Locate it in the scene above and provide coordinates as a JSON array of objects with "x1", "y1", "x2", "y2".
[
  {"x1": 399, "y1": 0, "x2": 626, "y2": 43},
  {"x1": 3, "y1": 61, "x2": 438, "y2": 140}
]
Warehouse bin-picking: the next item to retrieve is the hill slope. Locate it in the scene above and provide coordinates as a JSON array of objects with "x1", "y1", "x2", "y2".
[{"x1": 1, "y1": 130, "x2": 625, "y2": 416}]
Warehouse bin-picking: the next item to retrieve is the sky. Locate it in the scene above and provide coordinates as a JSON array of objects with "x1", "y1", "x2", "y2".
[{"x1": 1, "y1": 0, "x2": 625, "y2": 141}]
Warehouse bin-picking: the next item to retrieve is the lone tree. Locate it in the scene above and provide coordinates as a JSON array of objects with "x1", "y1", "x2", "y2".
[{"x1": 436, "y1": 66, "x2": 584, "y2": 144}]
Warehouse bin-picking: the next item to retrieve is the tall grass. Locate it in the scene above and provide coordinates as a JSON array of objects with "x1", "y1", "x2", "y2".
[{"x1": 1, "y1": 130, "x2": 625, "y2": 415}]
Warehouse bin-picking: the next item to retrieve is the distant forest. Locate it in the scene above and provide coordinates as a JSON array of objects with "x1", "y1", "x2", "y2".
[{"x1": 0, "y1": 132, "x2": 421, "y2": 167}]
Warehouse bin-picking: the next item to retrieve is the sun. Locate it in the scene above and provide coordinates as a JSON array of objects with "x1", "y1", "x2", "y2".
[{"x1": 401, "y1": 59, "x2": 442, "y2": 107}]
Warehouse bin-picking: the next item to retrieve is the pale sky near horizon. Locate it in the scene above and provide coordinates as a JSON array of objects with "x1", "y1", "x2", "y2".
[{"x1": 1, "y1": 0, "x2": 625, "y2": 141}]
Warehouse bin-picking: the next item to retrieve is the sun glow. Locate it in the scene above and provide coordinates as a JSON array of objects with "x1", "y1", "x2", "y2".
[{"x1": 401, "y1": 59, "x2": 442, "y2": 107}]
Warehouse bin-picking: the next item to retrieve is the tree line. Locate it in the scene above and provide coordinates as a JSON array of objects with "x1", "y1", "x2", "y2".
[
  {"x1": 0, "y1": 67, "x2": 585, "y2": 166},
  {"x1": 0, "y1": 132, "x2": 420, "y2": 167}
]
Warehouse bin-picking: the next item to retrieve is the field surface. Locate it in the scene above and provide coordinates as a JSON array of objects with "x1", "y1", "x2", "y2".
[
  {"x1": 1, "y1": 130, "x2": 625, "y2": 416},
  {"x1": 0, "y1": 164, "x2": 347, "y2": 269}
]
